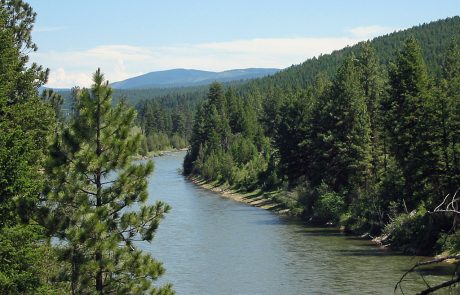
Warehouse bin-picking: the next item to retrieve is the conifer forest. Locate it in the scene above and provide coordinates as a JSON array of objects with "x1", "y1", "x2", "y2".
[{"x1": 1, "y1": 0, "x2": 460, "y2": 294}]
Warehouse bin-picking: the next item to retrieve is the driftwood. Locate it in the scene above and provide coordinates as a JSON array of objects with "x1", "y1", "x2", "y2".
[
  {"x1": 396, "y1": 189, "x2": 460, "y2": 294},
  {"x1": 395, "y1": 254, "x2": 460, "y2": 294}
]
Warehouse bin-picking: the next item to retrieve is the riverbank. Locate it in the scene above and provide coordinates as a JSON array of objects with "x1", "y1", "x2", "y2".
[
  {"x1": 188, "y1": 176, "x2": 295, "y2": 215},
  {"x1": 135, "y1": 147, "x2": 188, "y2": 160},
  {"x1": 188, "y1": 175, "x2": 397, "y2": 246},
  {"x1": 148, "y1": 152, "x2": 458, "y2": 294}
]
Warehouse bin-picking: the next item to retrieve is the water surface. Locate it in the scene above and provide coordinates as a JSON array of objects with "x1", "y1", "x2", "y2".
[{"x1": 139, "y1": 151, "x2": 458, "y2": 295}]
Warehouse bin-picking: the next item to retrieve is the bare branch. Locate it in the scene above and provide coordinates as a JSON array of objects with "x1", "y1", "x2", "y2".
[
  {"x1": 431, "y1": 189, "x2": 460, "y2": 215},
  {"x1": 417, "y1": 276, "x2": 460, "y2": 295},
  {"x1": 395, "y1": 255, "x2": 460, "y2": 292}
]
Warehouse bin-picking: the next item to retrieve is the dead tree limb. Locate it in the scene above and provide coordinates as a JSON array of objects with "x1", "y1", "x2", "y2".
[{"x1": 396, "y1": 188, "x2": 460, "y2": 294}]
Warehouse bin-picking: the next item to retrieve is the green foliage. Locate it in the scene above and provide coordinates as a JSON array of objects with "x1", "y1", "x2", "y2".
[
  {"x1": 437, "y1": 231, "x2": 460, "y2": 254},
  {"x1": 275, "y1": 89, "x2": 316, "y2": 182},
  {"x1": 311, "y1": 184, "x2": 346, "y2": 224},
  {"x1": 382, "y1": 204, "x2": 441, "y2": 254},
  {"x1": 132, "y1": 94, "x2": 193, "y2": 154},
  {"x1": 310, "y1": 55, "x2": 372, "y2": 193},
  {"x1": 45, "y1": 69, "x2": 173, "y2": 294},
  {"x1": 0, "y1": 225, "x2": 63, "y2": 294},
  {"x1": 384, "y1": 37, "x2": 439, "y2": 206},
  {"x1": 229, "y1": 135, "x2": 257, "y2": 165},
  {"x1": 435, "y1": 38, "x2": 460, "y2": 193},
  {"x1": 240, "y1": 16, "x2": 460, "y2": 96},
  {"x1": 0, "y1": 2, "x2": 68, "y2": 293},
  {"x1": 179, "y1": 17, "x2": 460, "y2": 257},
  {"x1": 183, "y1": 82, "x2": 270, "y2": 191},
  {"x1": 0, "y1": 2, "x2": 54, "y2": 227}
]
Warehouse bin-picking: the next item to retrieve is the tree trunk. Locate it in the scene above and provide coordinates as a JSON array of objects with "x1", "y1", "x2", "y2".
[{"x1": 95, "y1": 88, "x2": 103, "y2": 294}]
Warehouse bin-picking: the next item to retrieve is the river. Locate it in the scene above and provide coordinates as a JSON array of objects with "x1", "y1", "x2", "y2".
[{"x1": 138, "y1": 151, "x2": 459, "y2": 295}]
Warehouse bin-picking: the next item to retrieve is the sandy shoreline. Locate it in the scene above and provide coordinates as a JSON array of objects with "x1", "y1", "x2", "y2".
[{"x1": 188, "y1": 176, "x2": 291, "y2": 215}]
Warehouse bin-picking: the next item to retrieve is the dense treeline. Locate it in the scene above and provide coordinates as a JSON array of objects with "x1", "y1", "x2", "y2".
[
  {"x1": 184, "y1": 33, "x2": 460, "y2": 254},
  {"x1": 56, "y1": 86, "x2": 204, "y2": 154},
  {"x1": 0, "y1": 1, "x2": 173, "y2": 293},
  {"x1": 240, "y1": 16, "x2": 460, "y2": 95},
  {"x1": 135, "y1": 99, "x2": 193, "y2": 154},
  {"x1": 55, "y1": 85, "x2": 209, "y2": 110}
]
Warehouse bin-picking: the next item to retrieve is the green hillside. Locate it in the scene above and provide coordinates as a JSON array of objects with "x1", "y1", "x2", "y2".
[{"x1": 243, "y1": 16, "x2": 460, "y2": 92}]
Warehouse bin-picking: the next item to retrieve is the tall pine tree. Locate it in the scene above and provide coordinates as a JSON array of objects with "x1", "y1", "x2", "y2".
[
  {"x1": 310, "y1": 55, "x2": 372, "y2": 195},
  {"x1": 45, "y1": 69, "x2": 173, "y2": 294},
  {"x1": 384, "y1": 36, "x2": 439, "y2": 207},
  {"x1": 437, "y1": 38, "x2": 460, "y2": 194}
]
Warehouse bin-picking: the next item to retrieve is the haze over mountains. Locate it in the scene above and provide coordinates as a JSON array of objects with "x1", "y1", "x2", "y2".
[{"x1": 110, "y1": 68, "x2": 280, "y2": 89}]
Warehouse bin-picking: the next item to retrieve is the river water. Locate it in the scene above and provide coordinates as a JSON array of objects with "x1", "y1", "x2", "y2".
[{"x1": 138, "y1": 151, "x2": 459, "y2": 295}]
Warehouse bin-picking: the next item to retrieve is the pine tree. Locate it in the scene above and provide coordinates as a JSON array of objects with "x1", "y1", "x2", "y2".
[
  {"x1": 0, "y1": 0, "x2": 54, "y2": 227},
  {"x1": 436, "y1": 38, "x2": 460, "y2": 193},
  {"x1": 384, "y1": 36, "x2": 439, "y2": 207},
  {"x1": 275, "y1": 89, "x2": 316, "y2": 183},
  {"x1": 45, "y1": 69, "x2": 173, "y2": 294},
  {"x1": 207, "y1": 82, "x2": 226, "y2": 111},
  {"x1": 0, "y1": 1, "x2": 63, "y2": 292},
  {"x1": 356, "y1": 42, "x2": 386, "y2": 182},
  {"x1": 310, "y1": 55, "x2": 372, "y2": 195}
]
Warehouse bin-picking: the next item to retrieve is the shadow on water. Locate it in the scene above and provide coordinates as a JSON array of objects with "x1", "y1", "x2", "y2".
[
  {"x1": 293, "y1": 228, "x2": 345, "y2": 237},
  {"x1": 344, "y1": 236, "x2": 373, "y2": 241},
  {"x1": 417, "y1": 264, "x2": 458, "y2": 276},
  {"x1": 251, "y1": 219, "x2": 285, "y2": 225},
  {"x1": 335, "y1": 248, "x2": 407, "y2": 257}
]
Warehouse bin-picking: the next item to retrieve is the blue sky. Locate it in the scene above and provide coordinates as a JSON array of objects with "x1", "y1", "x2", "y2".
[{"x1": 27, "y1": 0, "x2": 460, "y2": 87}]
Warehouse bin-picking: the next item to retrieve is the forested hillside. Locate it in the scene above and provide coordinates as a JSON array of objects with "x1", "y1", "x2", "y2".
[
  {"x1": 184, "y1": 17, "x2": 460, "y2": 256},
  {"x1": 52, "y1": 17, "x2": 460, "y2": 157},
  {"x1": 241, "y1": 16, "x2": 460, "y2": 93}
]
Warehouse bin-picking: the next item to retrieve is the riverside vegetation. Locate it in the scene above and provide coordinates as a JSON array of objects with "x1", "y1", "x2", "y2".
[
  {"x1": 183, "y1": 18, "x2": 460, "y2": 259},
  {"x1": 1, "y1": 0, "x2": 460, "y2": 293}
]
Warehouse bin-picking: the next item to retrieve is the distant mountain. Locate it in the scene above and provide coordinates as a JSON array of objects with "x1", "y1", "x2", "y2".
[{"x1": 110, "y1": 68, "x2": 280, "y2": 89}]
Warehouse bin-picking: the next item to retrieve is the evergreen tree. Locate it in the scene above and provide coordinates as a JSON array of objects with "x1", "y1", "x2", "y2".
[
  {"x1": 275, "y1": 90, "x2": 315, "y2": 183},
  {"x1": 310, "y1": 55, "x2": 372, "y2": 194},
  {"x1": 437, "y1": 38, "x2": 460, "y2": 193},
  {"x1": 207, "y1": 82, "x2": 226, "y2": 110},
  {"x1": 0, "y1": 0, "x2": 54, "y2": 227},
  {"x1": 274, "y1": 73, "x2": 330, "y2": 184},
  {"x1": 0, "y1": 1, "x2": 63, "y2": 292},
  {"x1": 384, "y1": 36, "x2": 439, "y2": 207},
  {"x1": 45, "y1": 69, "x2": 173, "y2": 294},
  {"x1": 356, "y1": 42, "x2": 386, "y2": 182}
]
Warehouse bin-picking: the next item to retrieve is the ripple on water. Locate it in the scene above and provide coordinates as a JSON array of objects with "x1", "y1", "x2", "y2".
[{"x1": 140, "y1": 152, "x2": 460, "y2": 295}]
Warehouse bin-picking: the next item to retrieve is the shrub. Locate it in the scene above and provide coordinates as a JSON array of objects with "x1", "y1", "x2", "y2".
[
  {"x1": 229, "y1": 136, "x2": 257, "y2": 165},
  {"x1": 437, "y1": 231, "x2": 460, "y2": 254},
  {"x1": 314, "y1": 191, "x2": 346, "y2": 224},
  {"x1": 170, "y1": 133, "x2": 188, "y2": 149},
  {"x1": 311, "y1": 184, "x2": 345, "y2": 224},
  {"x1": 383, "y1": 204, "x2": 441, "y2": 254},
  {"x1": 201, "y1": 152, "x2": 220, "y2": 181},
  {"x1": 218, "y1": 152, "x2": 234, "y2": 183}
]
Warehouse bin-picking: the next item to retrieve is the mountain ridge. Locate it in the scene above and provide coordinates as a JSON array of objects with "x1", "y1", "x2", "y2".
[{"x1": 110, "y1": 68, "x2": 280, "y2": 89}]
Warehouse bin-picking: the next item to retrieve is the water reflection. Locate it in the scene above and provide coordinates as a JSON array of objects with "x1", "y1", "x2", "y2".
[{"x1": 139, "y1": 151, "x2": 459, "y2": 295}]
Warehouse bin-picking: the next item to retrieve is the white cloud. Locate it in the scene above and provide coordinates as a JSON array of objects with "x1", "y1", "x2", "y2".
[
  {"x1": 31, "y1": 35, "x2": 379, "y2": 88},
  {"x1": 348, "y1": 25, "x2": 395, "y2": 38}
]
